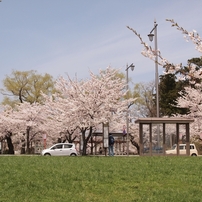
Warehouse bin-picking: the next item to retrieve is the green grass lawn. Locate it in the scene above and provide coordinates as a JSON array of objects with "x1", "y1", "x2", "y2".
[{"x1": 0, "y1": 156, "x2": 202, "y2": 202}]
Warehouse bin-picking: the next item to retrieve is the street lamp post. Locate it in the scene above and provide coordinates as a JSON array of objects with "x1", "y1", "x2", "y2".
[
  {"x1": 148, "y1": 19, "x2": 160, "y2": 148},
  {"x1": 126, "y1": 63, "x2": 135, "y2": 156},
  {"x1": 148, "y1": 20, "x2": 159, "y2": 118}
]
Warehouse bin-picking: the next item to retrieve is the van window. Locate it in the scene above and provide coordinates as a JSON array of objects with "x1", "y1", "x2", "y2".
[
  {"x1": 185, "y1": 145, "x2": 194, "y2": 149},
  {"x1": 179, "y1": 145, "x2": 184, "y2": 150}
]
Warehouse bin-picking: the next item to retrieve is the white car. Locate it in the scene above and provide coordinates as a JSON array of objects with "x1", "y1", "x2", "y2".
[
  {"x1": 41, "y1": 143, "x2": 78, "y2": 156},
  {"x1": 166, "y1": 144, "x2": 198, "y2": 156}
]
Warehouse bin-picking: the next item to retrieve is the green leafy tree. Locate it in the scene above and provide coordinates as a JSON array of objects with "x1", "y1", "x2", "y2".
[
  {"x1": 188, "y1": 57, "x2": 202, "y2": 68},
  {"x1": 160, "y1": 57, "x2": 202, "y2": 116},
  {"x1": 1, "y1": 70, "x2": 56, "y2": 105},
  {"x1": 0, "y1": 71, "x2": 56, "y2": 154},
  {"x1": 178, "y1": 57, "x2": 202, "y2": 86},
  {"x1": 132, "y1": 81, "x2": 156, "y2": 117},
  {"x1": 159, "y1": 73, "x2": 188, "y2": 116}
]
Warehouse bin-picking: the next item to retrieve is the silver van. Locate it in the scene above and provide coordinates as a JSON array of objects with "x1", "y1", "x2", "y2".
[{"x1": 166, "y1": 144, "x2": 198, "y2": 156}]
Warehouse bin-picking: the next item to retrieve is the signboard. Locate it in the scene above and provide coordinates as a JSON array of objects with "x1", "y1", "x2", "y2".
[
  {"x1": 123, "y1": 125, "x2": 126, "y2": 135},
  {"x1": 43, "y1": 134, "x2": 47, "y2": 149},
  {"x1": 43, "y1": 134, "x2": 47, "y2": 140},
  {"x1": 103, "y1": 123, "x2": 109, "y2": 148},
  {"x1": 80, "y1": 136, "x2": 83, "y2": 151}
]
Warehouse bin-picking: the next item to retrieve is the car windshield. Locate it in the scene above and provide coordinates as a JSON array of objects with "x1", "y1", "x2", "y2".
[{"x1": 172, "y1": 145, "x2": 176, "y2": 149}]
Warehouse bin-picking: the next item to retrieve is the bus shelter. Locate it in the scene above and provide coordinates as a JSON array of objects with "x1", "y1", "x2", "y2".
[{"x1": 135, "y1": 118, "x2": 194, "y2": 156}]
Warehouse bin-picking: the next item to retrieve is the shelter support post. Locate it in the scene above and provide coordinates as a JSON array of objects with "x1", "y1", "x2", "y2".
[
  {"x1": 163, "y1": 123, "x2": 166, "y2": 156},
  {"x1": 186, "y1": 123, "x2": 190, "y2": 156},
  {"x1": 149, "y1": 123, "x2": 152, "y2": 156},
  {"x1": 139, "y1": 123, "x2": 143, "y2": 156},
  {"x1": 176, "y1": 123, "x2": 179, "y2": 156}
]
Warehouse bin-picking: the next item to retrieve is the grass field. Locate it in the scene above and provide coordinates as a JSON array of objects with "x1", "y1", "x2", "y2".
[{"x1": 0, "y1": 156, "x2": 202, "y2": 202}]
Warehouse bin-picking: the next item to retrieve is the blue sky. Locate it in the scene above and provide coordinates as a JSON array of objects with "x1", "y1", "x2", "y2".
[{"x1": 0, "y1": 0, "x2": 202, "y2": 102}]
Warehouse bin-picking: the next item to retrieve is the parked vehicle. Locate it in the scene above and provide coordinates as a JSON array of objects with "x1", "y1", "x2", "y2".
[
  {"x1": 143, "y1": 147, "x2": 163, "y2": 153},
  {"x1": 166, "y1": 144, "x2": 198, "y2": 156},
  {"x1": 41, "y1": 143, "x2": 78, "y2": 156}
]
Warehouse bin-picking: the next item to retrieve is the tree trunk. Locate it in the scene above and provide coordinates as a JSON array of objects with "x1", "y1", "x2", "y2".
[
  {"x1": 129, "y1": 134, "x2": 140, "y2": 155},
  {"x1": 90, "y1": 136, "x2": 93, "y2": 155},
  {"x1": 57, "y1": 137, "x2": 62, "y2": 143},
  {"x1": 21, "y1": 134, "x2": 26, "y2": 154},
  {"x1": 81, "y1": 131, "x2": 87, "y2": 155},
  {"x1": 81, "y1": 127, "x2": 93, "y2": 156},
  {"x1": 6, "y1": 136, "x2": 14, "y2": 154},
  {"x1": 64, "y1": 131, "x2": 77, "y2": 143},
  {"x1": 21, "y1": 142, "x2": 26, "y2": 154},
  {"x1": 26, "y1": 127, "x2": 30, "y2": 154}
]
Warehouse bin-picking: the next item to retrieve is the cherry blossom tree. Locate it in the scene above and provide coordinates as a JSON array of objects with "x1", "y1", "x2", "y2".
[
  {"x1": 43, "y1": 67, "x2": 136, "y2": 155},
  {"x1": 0, "y1": 102, "x2": 49, "y2": 154},
  {"x1": 12, "y1": 102, "x2": 48, "y2": 153},
  {"x1": 165, "y1": 20, "x2": 202, "y2": 139},
  {"x1": 42, "y1": 94, "x2": 81, "y2": 145},
  {"x1": 175, "y1": 86, "x2": 202, "y2": 137},
  {"x1": 127, "y1": 19, "x2": 202, "y2": 78},
  {"x1": 0, "y1": 105, "x2": 18, "y2": 154},
  {"x1": 127, "y1": 19, "x2": 202, "y2": 142}
]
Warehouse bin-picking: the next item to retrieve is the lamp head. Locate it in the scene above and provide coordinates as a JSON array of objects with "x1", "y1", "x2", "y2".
[
  {"x1": 130, "y1": 64, "x2": 135, "y2": 71},
  {"x1": 148, "y1": 33, "x2": 154, "y2": 42}
]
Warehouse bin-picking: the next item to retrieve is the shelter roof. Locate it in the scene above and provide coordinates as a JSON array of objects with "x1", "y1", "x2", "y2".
[
  {"x1": 92, "y1": 132, "x2": 125, "y2": 137},
  {"x1": 135, "y1": 117, "x2": 194, "y2": 124}
]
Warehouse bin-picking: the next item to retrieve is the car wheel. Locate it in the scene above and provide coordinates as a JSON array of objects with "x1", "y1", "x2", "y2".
[
  {"x1": 191, "y1": 153, "x2": 197, "y2": 156},
  {"x1": 70, "y1": 153, "x2": 77, "y2": 156},
  {"x1": 44, "y1": 153, "x2": 51, "y2": 156}
]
